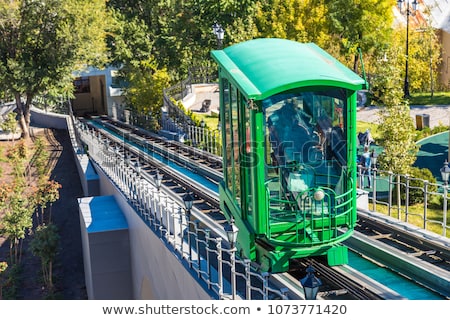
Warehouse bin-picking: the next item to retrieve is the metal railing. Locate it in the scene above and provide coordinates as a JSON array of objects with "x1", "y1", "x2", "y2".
[
  {"x1": 160, "y1": 118, "x2": 222, "y2": 155},
  {"x1": 73, "y1": 121, "x2": 288, "y2": 300},
  {"x1": 358, "y1": 167, "x2": 449, "y2": 237}
]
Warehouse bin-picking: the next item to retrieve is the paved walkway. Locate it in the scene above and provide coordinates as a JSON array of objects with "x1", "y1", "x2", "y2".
[{"x1": 357, "y1": 105, "x2": 450, "y2": 129}]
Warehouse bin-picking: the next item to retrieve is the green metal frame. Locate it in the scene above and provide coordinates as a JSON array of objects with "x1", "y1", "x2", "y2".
[{"x1": 212, "y1": 39, "x2": 366, "y2": 273}]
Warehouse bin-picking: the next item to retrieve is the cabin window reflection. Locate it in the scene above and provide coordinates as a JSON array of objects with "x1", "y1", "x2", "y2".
[
  {"x1": 222, "y1": 78, "x2": 233, "y2": 191},
  {"x1": 263, "y1": 90, "x2": 347, "y2": 183},
  {"x1": 231, "y1": 85, "x2": 241, "y2": 205}
]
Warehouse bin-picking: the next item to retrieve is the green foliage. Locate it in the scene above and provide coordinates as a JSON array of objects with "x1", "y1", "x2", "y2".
[
  {"x1": 391, "y1": 25, "x2": 441, "y2": 94},
  {"x1": 6, "y1": 140, "x2": 28, "y2": 181},
  {"x1": 372, "y1": 54, "x2": 418, "y2": 174},
  {"x1": 124, "y1": 60, "x2": 170, "y2": 121},
  {"x1": 0, "y1": 112, "x2": 18, "y2": 141},
  {"x1": 0, "y1": 0, "x2": 109, "y2": 137},
  {"x1": 0, "y1": 184, "x2": 35, "y2": 264},
  {"x1": 255, "y1": 0, "x2": 308, "y2": 41},
  {"x1": 34, "y1": 180, "x2": 61, "y2": 225},
  {"x1": 402, "y1": 167, "x2": 437, "y2": 205},
  {"x1": 34, "y1": 139, "x2": 50, "y2": 179},
  {"x1": 326, "y1": 0, "x2": 394, "y2": 72},
  {"x1": 414, "y1": 123, "x2": 449, "y2": 141},
  {"x1": 0, "y1": 263, "x2": 20, "y2": 299},
  {"x1": 377, "y1": 103, "x2": 418, "y2": 174},
  {"x1": 30, "y1": 224, "x2": 60, "y2": 292},
  {"x1": 0, "y1": 261, "x2": 7, "y2": 299}
]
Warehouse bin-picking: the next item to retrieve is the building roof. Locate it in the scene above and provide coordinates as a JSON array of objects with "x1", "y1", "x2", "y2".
[
  {"x1": 210, "y1": 38, "x2": 365, "y2": 101},
  {"x1": 425, "y1": 0, "x2": 450, "y2": 32},
  {"x1": 396, "y1": 1, "x2": 450, "y2": 33}
]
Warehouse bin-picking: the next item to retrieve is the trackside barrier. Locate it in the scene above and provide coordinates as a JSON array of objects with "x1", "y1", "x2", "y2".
[
  {"x1": 73, "y1": 119, "x2": 289, "y2": 300},
  {"x1": 357, "y1": 168, "x2": 449, "y2": 237}
]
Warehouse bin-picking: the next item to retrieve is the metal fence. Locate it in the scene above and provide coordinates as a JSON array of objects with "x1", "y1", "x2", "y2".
[
  {"x1": 74, "y1": 120, "x2": 288, "y2": 300},
  {"x1": 358, "y1": 167, "x2": 449, "y2": 237}
]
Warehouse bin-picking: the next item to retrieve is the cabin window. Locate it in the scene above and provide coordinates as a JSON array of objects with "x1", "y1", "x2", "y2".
[{"x1": 263, "y1": 89, "x2": 347, "y2": 191}]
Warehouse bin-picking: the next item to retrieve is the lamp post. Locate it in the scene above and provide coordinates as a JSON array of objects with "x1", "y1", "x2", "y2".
[
  {"x1": 183, "y1": 192, "x2": 195, "y2": 265},
  {"x1": 134, "y1": 160, "x2": 141, "y2": 176},
  {"x1": 440, "y1": 160, "x2": 450, "y2": 236},
  {"x1": 200, "y1": 118, "x2": 206, "y2": 150},
  {"x1": 300, "y1": 265, "x2": 322, "y2": 300},
  {"x1": 370, "y1": 150, "x2": 378, "y2": 168},
  {"x1": 133, "y1": 160, "x2": 141, "y2": 207},
  {"x1": 154, "y1": 170, "x2": 163, "y2": 191},
  {"x1": 152, "y1": 170, "x2": 163, "y2": 232},
  {"x1": 212, "y1": 22, "x2": 224, "y2": 49},
  {"x1": 397, "y1": 0, "x2": 418, "y2": 98},
  {"x1": 224, "y1": 218, "x2": 239, "y2": 299}
]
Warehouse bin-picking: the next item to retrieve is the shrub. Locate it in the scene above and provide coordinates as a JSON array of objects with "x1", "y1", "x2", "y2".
[{"x1": 401, "y1": 167, "x2": 437, "y2": 205}]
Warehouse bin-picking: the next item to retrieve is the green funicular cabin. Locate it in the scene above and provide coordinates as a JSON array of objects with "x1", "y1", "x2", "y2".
[{"x1": 211, "y1": 38, "x2": 366, "y2": 273}]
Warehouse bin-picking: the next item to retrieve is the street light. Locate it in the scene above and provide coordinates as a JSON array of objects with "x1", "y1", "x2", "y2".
[
  {"x1": 370, "y1": 149, "x2": 378, "y2": 168},
  {"x1": 441, "y1": 160, "x2": 450, "y2": 183},
  {"x1": 300, "y1": 265, "x2": 322, "y2": 300},
  {"x1": 224, "y1": 218, "x2": 239, "y2": 299},
  {"x1": 114, "y1": 145, "x2": 120, "y2": 164},
  {"x1": 183, "y1": 192, "x2": 194, "y2": 217},
  {"x1": 440, "y1": 160, "x2": 450, "y2": 237},
  {"x1": 397, "y1": 0, "x2": 418, "y2": 98},
  {"x1": 125, "y1": 153, "x2": 131, "y2": 167},
  {"x1": 224, "y1": 218, "x2": 239, "y2": 249},
  {"x1": 183, "y1": 192, "x2": 195, "y2": 266},
  {"x1": 154, "y1": 170, "x2": 163, "y2": 191},
  {"x1": 212, "y1": 22, "x2": 224, "y2": 49},
  {"x1": 134, "y1": 160, "x2": 141, "y2": 176}
]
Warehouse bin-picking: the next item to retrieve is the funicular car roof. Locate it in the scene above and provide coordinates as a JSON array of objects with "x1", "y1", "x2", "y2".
[{"x1": 211, "y1": 38, "x2": 366, "y2": 100}]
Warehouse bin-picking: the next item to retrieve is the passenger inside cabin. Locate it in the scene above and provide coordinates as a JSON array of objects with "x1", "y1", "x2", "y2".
[{"x1": 268, "y1": 98, "x2": 320, "y2": 164}]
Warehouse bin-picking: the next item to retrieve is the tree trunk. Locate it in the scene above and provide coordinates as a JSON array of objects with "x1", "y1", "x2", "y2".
[
  {"x1": 48, "y1": 261, "x2": 53, "y2": 291},
  {"x1": 14, "y1": 94, "x2": 30, "y2": 139}
]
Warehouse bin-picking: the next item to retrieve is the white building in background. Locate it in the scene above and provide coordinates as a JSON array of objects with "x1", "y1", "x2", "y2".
[{"x1": 72, "y1": 66, "x2": 125, "y2": 119}]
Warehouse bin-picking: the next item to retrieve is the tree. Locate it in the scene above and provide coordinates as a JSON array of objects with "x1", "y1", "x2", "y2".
[
  {"x1": 0, "y1": 261, "x2": 7, "y2": 300},
  {"x1": 124, "y1": 60, "x2": 170, "y2": 129},
  {"x1": 30, "y1": 224, "x2": 59, "y2": 292},
  {"x1": 34, "y1": 180, "x2": 61, "y2": 225},
  {"x1": 392, "y1": 24, "x2": 441, "y2": 95},
  {"x1": 108, "y1": 10, "x2": 170, "y2": 125},
  {"x1": 0, "y1": 112, "x2": 18, "y2": 142},
  {"x1": 0, "y1": 184, "x2": 35, "y2": 264},
  {"x1": 325, "y1": 0, "x2": 394, "y2": 72},
  {"x1": 372, "y1": 52, "x2": 418, "y2": 174},
  {"x1": 0, "y1": 0, "x2": 109, "y2": 139},
  {"x1": 255, "y1": 0, "x2": 308, "y2": 41}
]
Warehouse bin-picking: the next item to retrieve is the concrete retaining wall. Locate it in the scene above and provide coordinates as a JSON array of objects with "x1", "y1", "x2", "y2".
[{"x1": 30, "y1": 106, "x2": 69, "y2": 130}]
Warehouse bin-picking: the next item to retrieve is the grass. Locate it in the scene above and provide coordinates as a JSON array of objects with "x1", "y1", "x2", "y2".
[
  {"x1": 192, "y1": 111, "x2": 219, "y2": 131},
  {"x1": 356, "y1": 121, "x2": 381, "y2": 140},
  {"x1": 408, "y1": 91, "x2": 450, "y2": 105},
  {"x1": 368, "y1": 202, "x2": 449, "y2": 238}
]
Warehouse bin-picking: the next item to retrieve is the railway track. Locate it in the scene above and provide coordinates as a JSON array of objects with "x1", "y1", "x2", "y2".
[
  {"x1": 289, "y1": 258, "x2": 384, "y2": 300},
  {"x1": 77, "y1": 116, "x2": 449, "y2": 299},
  {"x1": 355, "y1": 211, "x2": 449, "y2": 271}
]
